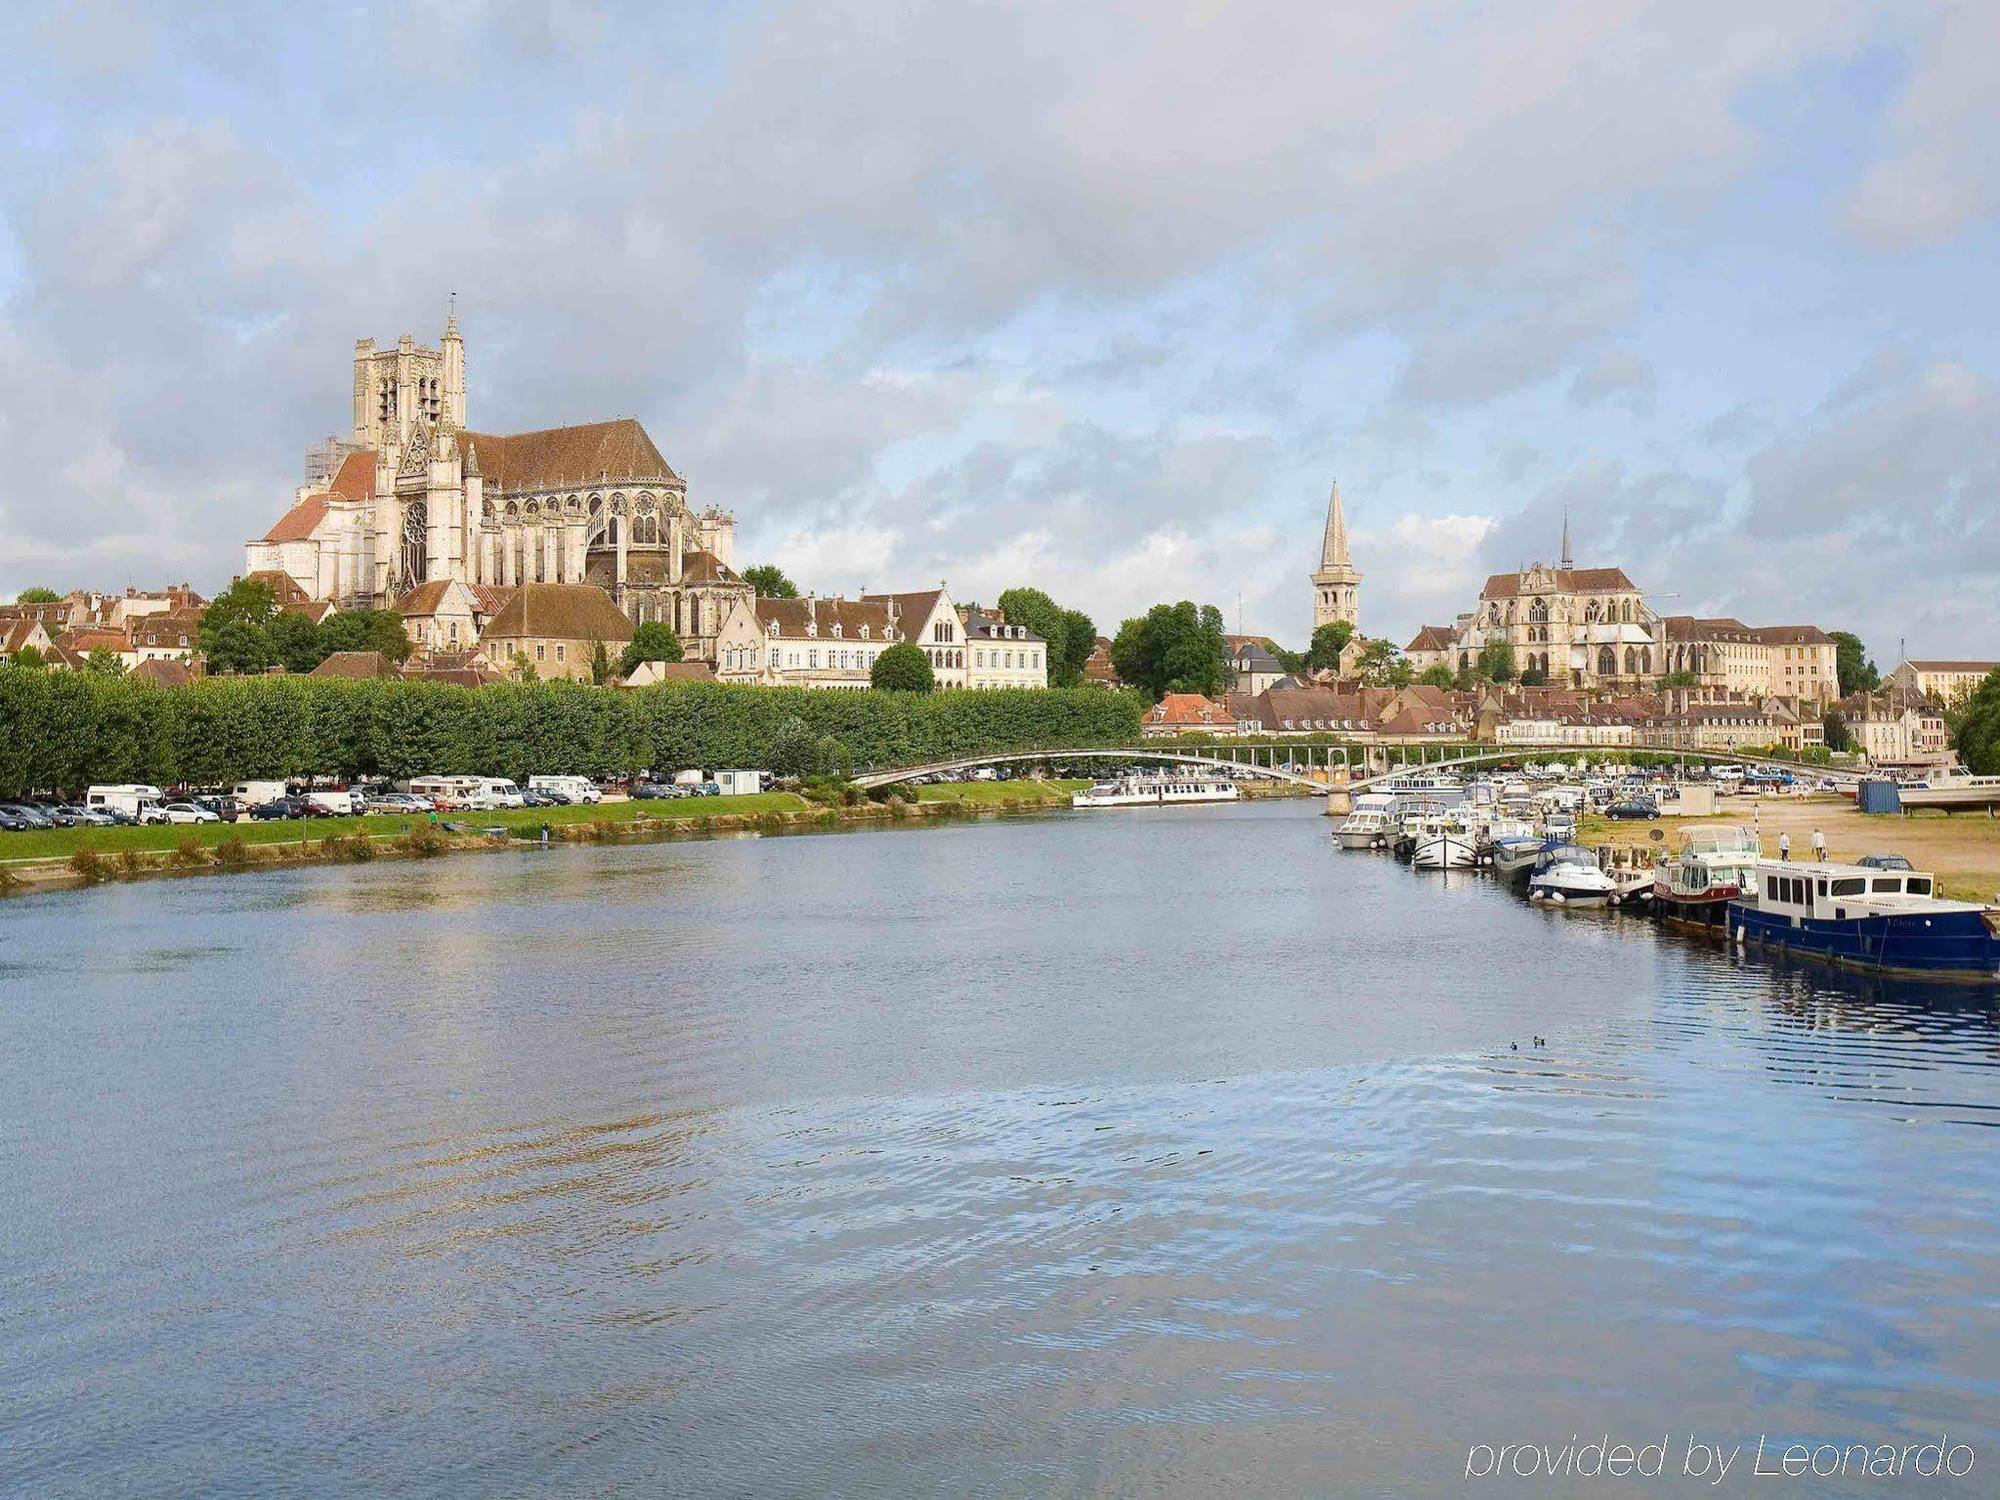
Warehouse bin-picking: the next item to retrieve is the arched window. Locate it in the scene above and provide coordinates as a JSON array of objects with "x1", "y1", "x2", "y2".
[
  {"x1": 1598, "y1": 645, "x2": 1617, "y2": 677},
  {"x1": 632, "y1": 512, "x2": 659, "y2": 545},
  {"x1": 1624, "y1": 647, "x2": 1638, "y2": 674}
]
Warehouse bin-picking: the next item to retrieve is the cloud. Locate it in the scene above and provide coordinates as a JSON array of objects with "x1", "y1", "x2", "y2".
[{"x1": 1569, "y1": 348, "x2": 1655, "y2": 408}]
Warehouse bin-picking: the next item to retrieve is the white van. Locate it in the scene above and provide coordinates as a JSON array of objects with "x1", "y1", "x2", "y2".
[
  {"x1": 466, "y1": 777, "x2": 525, "y2": 810},
  {"x1": 234, "y1": 780, "x2": 290, "y2": 808},
  {"x1": 529, "y1": 775, "x2": 601, "y2": 805},
  {"x1": 304, "y1": 788, "x2": 358, "y2": 816},
  {"x1": 671, "y1": 769, "x2": 707, "y2": 787},
  {"x1": 86, "y1": 784, "x2": 165, "y2": 822}
]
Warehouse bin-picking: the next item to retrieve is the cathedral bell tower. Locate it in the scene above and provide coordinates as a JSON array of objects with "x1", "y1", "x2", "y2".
[{"x1": 1311, "y1": 480, "x2": 1361, "y2": 631}]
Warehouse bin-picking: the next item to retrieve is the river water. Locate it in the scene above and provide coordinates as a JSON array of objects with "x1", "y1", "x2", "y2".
[{"x1": 3, "y1": 799, "x2": 1997, "y2": 1496}]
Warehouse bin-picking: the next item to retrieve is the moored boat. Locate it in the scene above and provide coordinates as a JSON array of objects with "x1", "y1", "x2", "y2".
[
  {"x1": 1527, "y1": 844, "x2": 1618, "y2": 906},
  {"x1": 1652, "y1": 825, "x2": 1759, "y2": 933},
  {"x1": 1728, "y1": 860, "x2": 2000, "y2": 983}
]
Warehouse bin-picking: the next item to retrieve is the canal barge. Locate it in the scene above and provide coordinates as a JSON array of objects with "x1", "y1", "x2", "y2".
[
  {"x1": 1652, "y1": 826, "x2": 1760, "y2": 933},
  {"x1": 1729, "y1": 860, "x2": 2000, "y2": 982}
]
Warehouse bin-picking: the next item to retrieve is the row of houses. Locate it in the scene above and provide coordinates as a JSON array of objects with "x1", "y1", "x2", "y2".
[
  {"x1": 0, "y1": 575, "x2": 1054, "y2": 692},
  {"x1": 1141, "y1": 680, "x2": 1849, "y2": 756}
]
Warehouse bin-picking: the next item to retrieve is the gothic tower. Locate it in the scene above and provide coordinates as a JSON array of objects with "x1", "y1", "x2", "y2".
[{"x1": 1311, "y1": 480, "x2": 1361, "y2": 631}]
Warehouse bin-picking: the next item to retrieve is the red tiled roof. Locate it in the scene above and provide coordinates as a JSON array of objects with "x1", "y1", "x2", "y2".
[
  {"x1": 1907, "y1": 659, "x2": 2000, "y2": 673},
  {"x1": 327, "y1": 450, "x2": 376, "y2": 503},
  {"x1": 1405, "y1": 624, "x2": 1456, "y2": 652},
  {"x1": 1142, "y1": 693, "x2": 1234, "y2": 727},
  {"x1": 130, "y1": 658, "x2": 194, "y2": 687},
  {"x1": 262, "y1": 494, "x2": 330, "y2": 543},
  {"x1": 481, "y1": 582, "x2": 634, "y2": 643},
  {"x1": 755, "y1": 596, "x2": 897, "y2": 641}
]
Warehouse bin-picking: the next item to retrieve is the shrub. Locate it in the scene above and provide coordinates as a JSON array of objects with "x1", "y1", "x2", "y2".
[
  {"x1": 870, "y1": 642, "x2": 935, "y2": 693},
  {"x1": 397, "y1": 824, "x2": 448, "y2": 857},
  {"x1": 215, "y1": 836, "x2": 250, "y2": 870},
  {"x1": 69, "y1": 847, "x2": 104, "y2": 883},
  {"x1": 170, "y1": 835, "x2": 211, "y2": 869},
  {"x1": 118, "y1": 849, "x2": 143, "y2": 876}
]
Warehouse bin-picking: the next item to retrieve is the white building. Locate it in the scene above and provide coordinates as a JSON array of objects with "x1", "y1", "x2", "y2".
[
  {"x1": 713, "y1": 595, "x2": 905, "y2": 690},
  {"x1": 960, "y1": 608, "x2": 1047, "y2": 689}
]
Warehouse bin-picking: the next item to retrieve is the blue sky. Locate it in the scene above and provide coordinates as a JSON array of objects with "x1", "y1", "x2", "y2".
[{"x1": 2, "y1": 0, "x2": 1996, "y2": 661}]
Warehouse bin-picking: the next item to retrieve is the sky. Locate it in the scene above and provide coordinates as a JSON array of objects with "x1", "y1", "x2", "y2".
[{"x1": 1, "y1": 0, "x2": 1997, "y2": 661}]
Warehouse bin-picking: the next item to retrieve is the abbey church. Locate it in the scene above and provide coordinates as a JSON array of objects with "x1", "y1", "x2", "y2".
[{"x1": 245, "y1": 317, "x2": 751, "y2": 657}]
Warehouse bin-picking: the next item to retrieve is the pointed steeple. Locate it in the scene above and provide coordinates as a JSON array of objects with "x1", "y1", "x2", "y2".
[
  {"x1": 1320, "y1": 480, "x2": 1353, "y2": 571},
  {"x1": 1310, "y1": 479, "x2": 1362, "y2": 632},
  {"x1": 1559, "y1": 507, "x2": 1572, "y2": 571}
]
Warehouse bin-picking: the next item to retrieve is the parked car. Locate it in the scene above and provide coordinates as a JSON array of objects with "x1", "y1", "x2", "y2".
[
  {"x1": 1856, "y1": 853, "x2": 1914, "y2": 871},
  {"x1": 365, "y1": 792, "x2": 431, "y2": 815},
  {"x1": 0, "y1": 803, "x2": 55, "y2": 829},
  {"x1": 194, "y1": 795, "x2": 242, "y2": 822},
  {"x1": 249, "y1": 797, "x2": 305, "y2": 821},
  {"x1": 629, "y1": 780, "x2": 673, "y2": 800},
  {"x1": 35, "y1": 803, "x2": 85, "y2": 827},
  {"x1": 1605, "y1": 800, "x2": 1660, "y2": 820},
  {"x1": 519, "y1": 788, "x2": 562, "y2": 807},
  {"x1": 0, "y1": 807, "x2": 32, "y2": 832},
  {"x1": 159, "y1": 802, "x2": 221, "y2": 824}
]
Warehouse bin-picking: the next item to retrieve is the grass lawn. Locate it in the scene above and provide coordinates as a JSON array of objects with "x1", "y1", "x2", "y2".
[
  {"x1": 0, "y1": 792, "x2": 809, "y2": 864},
  {"x1": 911, "y1": 778, "x2": 1087, "y2": 806}
]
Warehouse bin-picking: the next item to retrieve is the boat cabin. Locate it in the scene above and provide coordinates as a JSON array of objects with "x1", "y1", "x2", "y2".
[{"x1": 1747, "y1": 861, "x2": 1941, "y2": 923}]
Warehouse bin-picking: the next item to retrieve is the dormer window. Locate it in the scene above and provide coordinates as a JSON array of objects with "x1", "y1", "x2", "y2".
[
  {"x1": 859, "y1": 625, "x2": 870, "y2": 640},
  {"x1": 831, "y1": 622, "x2": 842, "y2": 639},
  {"x1": 767, "y1": 620, "x2": 779, "y2": 638}
]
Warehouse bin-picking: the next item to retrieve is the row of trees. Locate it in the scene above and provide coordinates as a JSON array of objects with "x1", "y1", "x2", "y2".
[
  {"x1": 200, "y1": 578, "x2": 412, "y2": 675},
  {"x1": 0, "y1": 668, "x2": 1145, "y2": 797}
]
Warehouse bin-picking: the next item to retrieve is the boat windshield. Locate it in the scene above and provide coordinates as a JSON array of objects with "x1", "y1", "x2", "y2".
[{"x1": 1682, "y1": 827, "x2": 1759, "y2": 856}]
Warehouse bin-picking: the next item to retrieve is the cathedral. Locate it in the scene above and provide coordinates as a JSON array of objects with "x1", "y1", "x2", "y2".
[
  {"x1": 1310, "y1": 480, "x2": 1361, "y2": 632},
  {"x1": 245, "y1": 317, "x2": 751, "y2": 658}
]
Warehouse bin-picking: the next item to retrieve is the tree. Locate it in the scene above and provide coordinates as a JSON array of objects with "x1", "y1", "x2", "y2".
[
  {"x1": 742, "y1": 565, "x2": 799, "y2": 598},
  {"x1": 1660, "y1": 669, "x2": 1698, "y2": 689},
  {"x1": 15, "y1": 587, "x2": 59, "y2": 604},
  {"x1": 509, "y1": 650, "x2": 538, "y2": 684},
  {"x1": 9, "y1": 645, "x2": 46, "y2": 670},
  {"x1": 995, "y1": 586, "x2": 1096, "y2": 686},
  {"x1": 767, "y1": 715, "x2": 820, "y2": 777},
  {"x1": 1306, "y1": 620, "x2": 1354, "y2": 672},
  {"x1": 871, "y1": 641, "x2": 936, "y2": 692},
  {"x1": 1109, "y1": 602, "x2": 1228, "y2": 700},
  {"x1": 270, "y1": 611, "x2": 329, "y2": 675},
  {"x1": 204, "y1": 618, "x2": 277, "y2": 675},
  {"x1": 588, "y1": 639, "x2": 614, "y2": 686},
  {"x1": 1830, "y1": 631, "x2": 1880, "y2": 697},
  {"x1": 1821, "y1": 709, "x2": 1851, "y2": 753},
  {"x1": 618, "y1": 621, "x2": 683, "y2": 678},
  {"x1": 319, "y1": 609, "x2": 413, "y2": 663},
  {"x1": 1352, "y1": 638, "x2": 1411, "y2": 688},
  {"x1": 1476, "y1": 639, "x2": 1516, "y2": 683},
  {"x1": 1518, "y1": 664, "x2": 1549, "y2": 687},
  {"x1": 1951, "y1": 670, "x2": 2000, "y2": 774},
  {"x1": 1269, "y1": 644, "x2": 1307, "y2": 676},
  {"x1": 1415, "y1": 664, "x2": 1456, "y2": 689}
]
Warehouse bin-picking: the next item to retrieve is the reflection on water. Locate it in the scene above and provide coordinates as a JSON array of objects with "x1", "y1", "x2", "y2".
[{"x1": 3, "y1": 800, "x2": 1998, "y2": 1497}]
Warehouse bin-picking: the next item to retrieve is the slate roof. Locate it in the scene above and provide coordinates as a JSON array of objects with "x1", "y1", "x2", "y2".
[{"x1": 755, "y1": 597, "x2": 898, "y2": 641}]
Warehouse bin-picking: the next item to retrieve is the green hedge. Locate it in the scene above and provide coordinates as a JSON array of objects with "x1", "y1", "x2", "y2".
[{"x1": 0, "y1": 669, "x2": 1146, "y2": 796}]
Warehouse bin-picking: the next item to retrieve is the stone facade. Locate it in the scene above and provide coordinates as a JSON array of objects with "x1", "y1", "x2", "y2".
[
  {"x1": 961, "y1": 608, "x2": 1047, "y2": 689},
  {"x1": 713, "y1": 595, "x2": 903, "y2": 690}
]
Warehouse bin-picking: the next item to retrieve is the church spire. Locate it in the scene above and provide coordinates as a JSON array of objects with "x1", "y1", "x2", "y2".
[
  {"x1": 1310, "y1": 479, "x2": 1361, "y2": 632},
  {"x1": 1320, "y1": 480, "x2": 1353, "y2": 570},
  {"x1": 1559, "y1": 507, "x2": 1572, "y2": 571}
]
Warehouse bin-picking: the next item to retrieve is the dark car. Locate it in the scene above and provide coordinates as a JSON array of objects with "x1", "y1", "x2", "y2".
[
  {"x1": 0, "y1": 803, "x2": 55, "y2": 829},
  {"x1": 1605, "y1": 799, "x2": 1660, "y2": 820},
  {"x1": 194, "y1": 795, "x2": 242, "y2": 822},
  {"x1": 629, "y1": 780, "x2": 673, "y2": 800},
  {"x1": 249, "y1": 796, "x2": 305, "y2": 821},
  {"x1": 519, "y1": 788, "x2": 562, "y2": 807},
  {"x1": 35, "y1": 803, "x2": 84, "y2": 827},
  {"x1": 0, "y1": 807, "x2": 32, "y2": 832},
  {"x1": 1856, "y1": 853, "x2": 1914, "y2": 871}
]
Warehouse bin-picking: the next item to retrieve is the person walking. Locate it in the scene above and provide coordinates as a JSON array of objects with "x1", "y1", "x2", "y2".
[
  {"x1": 1778, "y1": 831, "x2": 1791, "y2": 862},
  {"x1": 1811, "y1": 827, "x2": 1826, "y2": 862}
]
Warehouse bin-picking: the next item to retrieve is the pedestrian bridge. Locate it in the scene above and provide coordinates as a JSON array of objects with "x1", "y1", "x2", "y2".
[{"x1": 854, "y1": 743, "x2": 1859, "y2": 794}]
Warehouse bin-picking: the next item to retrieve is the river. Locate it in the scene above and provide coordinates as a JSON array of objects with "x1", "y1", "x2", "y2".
[{"x1": 3, "y1": 799, "x2": 1997, "y2": 1496}]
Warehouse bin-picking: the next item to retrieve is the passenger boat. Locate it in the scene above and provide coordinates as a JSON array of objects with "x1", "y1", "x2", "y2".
[
  {"x1": 1071, "y1": 771, "x2": 1241, "y2": 808},
  {"x1": 1728, "y1": 861, "x2": 2000, "y2": 983},
  {"x1": 1527, "y1": 845, "x2": 1619, "y2": 906},
  {"x1": 1652, "y1": 825, "x2": 1760, "y2": 933},
  {"x1": 1894, "y1": 774, "x2": 2000, "y2": 814}
]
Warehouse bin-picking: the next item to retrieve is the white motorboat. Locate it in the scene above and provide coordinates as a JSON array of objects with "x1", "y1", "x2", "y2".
[
  {"x1": 1528, "y1": 847, "x2": 1619, "y2": 906},
  {"x1": 1335, "y1": 792, "x2": 1398, "y2": 849},
  {"x1": 1072, "y1": 771, "x2": 1241, "y2": 809}
]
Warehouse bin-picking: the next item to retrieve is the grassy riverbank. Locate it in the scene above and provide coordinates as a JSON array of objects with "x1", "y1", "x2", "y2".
[
  {"x1": 0, "y1": 779, "x2": 1092, "y2": 894},
  {"x1": 1580, "y1": 795, "x2": 2000, "y2": 903}
]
